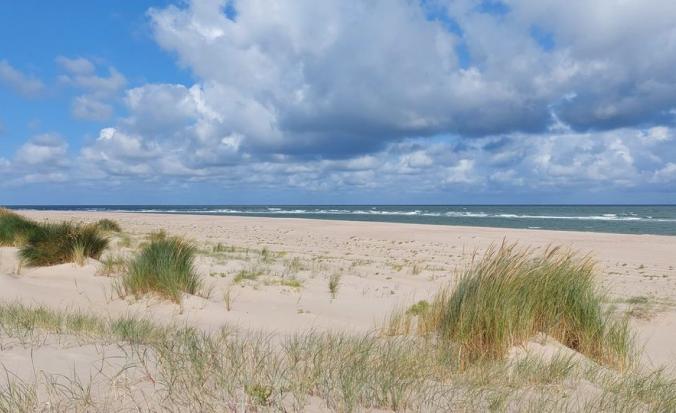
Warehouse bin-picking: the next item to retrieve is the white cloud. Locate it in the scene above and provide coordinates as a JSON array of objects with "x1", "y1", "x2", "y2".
[
  {"x1": 15, "y1": 134, "x2": 68, "y2": 166},
  {"x1": 72, "y1": 95, "x2": 114, "y2": 121},
  {"x1": 57, "y1": 56, "x2": 126, "y2": 122},
  {"x1": 55, "y1": 56, "x2": 96, "y2": 75},
  {"x1": 9, "y1": 0, "x2": 676, "y2": 201},
  {"x1": 0, "y1": 60, "x2": 45, "y2": 98}
]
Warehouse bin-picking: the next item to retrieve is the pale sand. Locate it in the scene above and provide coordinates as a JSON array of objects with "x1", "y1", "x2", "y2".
[{"x1": 2, "y1": 210, "x2": 676, "y2": 375}]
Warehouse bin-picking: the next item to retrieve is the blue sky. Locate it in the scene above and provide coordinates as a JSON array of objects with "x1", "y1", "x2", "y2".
[{"x1": 1, "y1": 0, "x2": 675, "y2": 205}]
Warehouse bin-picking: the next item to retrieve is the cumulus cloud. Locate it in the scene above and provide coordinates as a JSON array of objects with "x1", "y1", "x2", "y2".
[
  {"x1": 1, "y1": 134, "x2": 71, "y2": 186},
  {"x1": 57, "y1": 56, "x2": 126, "y2": 121},
  {"x1": 8, "y1": 0, "x2": 676, "y2": 201},
  {"x1": 0, "y1": 60, "x2": 45, "y2": 98}
]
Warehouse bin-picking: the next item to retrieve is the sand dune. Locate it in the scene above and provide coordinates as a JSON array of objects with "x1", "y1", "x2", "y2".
[{"x1": 1, "y1": 211, "x2": 675, "y2": 411}]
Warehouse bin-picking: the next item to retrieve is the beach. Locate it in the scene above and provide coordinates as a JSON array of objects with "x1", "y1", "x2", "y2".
[{"x1": 2, "y1": 211, "x2": 675, "y2": 365}]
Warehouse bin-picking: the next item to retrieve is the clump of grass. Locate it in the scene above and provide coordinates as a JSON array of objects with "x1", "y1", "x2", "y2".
[
  {"x1": 118, "y1": 237, "x2": 202, "y2": 303},
  {"x1": 116, "y1": 233, "x2": 132, "y2": 248},
  {"x1": 97, "y1": 255, "x2": 127, "y2": 277},
  {"x1": 279, "y1": 278, "x2": 303, "y2": 289},
  {"x1": 19, "y1": 222, "x2": 108, "y2": 266},
  {"x1": 223, "y1": 286, "x2": 233, "y2": 311},
  {"x1": 328, "y1": 273, "x2": 341, "y2": 298},
  {"x1": 392, "y1": 244, "x2": 633, "y2": 369},
  {"x1": 234, "y1": 267, "x2": 263, "y2": 283},
  {"x1": 406, "y1": 300, "x2": 429, "y2": 316},
  {"x1": 72, "y1": 242, "x2": 87, "y2": 266},
  {"x1": 286, "y1": 256, "x2": 306, "y2": 273},
  {"x1": 95, "y1": 218, "x2": 121, "y2": 232},
  {"x1": 0, "y1": 209, "x2": 40, "y2": 247},
  {"x1": 146, "y1": 229, "x2": 167, "y2": 242}
]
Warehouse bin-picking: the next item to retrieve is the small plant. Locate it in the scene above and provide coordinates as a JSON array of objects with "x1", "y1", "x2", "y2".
[
  {"x1": 72, "y1": 242, "x2": 87, "y2": 266},
  {"x1": 223, "y1": 286, "x2": 233, "y2": 311},
  {"x1": 406, "y1": 300, "x2": 429, "y2": 316},
  {"x1": 212, "y1": 243, "x2": 230, "y2": 253},
  {"x1": 328, "y1": 273, "x2": 341, "y2": 298},
  {"x1": 260, "y1": 247, "x2": 274, "y2": 263},
  {"x1": 95, "y1": 219, "x2": 121, "y2": 232},
  {"x1": 97, "y1": 255, "x2": 127, "y2": 276},
  {"x1": 279, "y1": 277, "x2": 303, "y2": 289},
  {"x1": 234, "y1": 267, "x2": 263, "y2": 283},
  {"x1": 626, "y1": 295, "x2": 649, "y2": 305},
  {"x1": 245, "y1": 384, "x2": 273, "y2": 406},
  {"x1": 411, "y1": 263, "x2": 423, "y2": 275},
  {"x1": 119, "y1": 237, "x2": 201, "y2": 303},
  {"x1": 286, "y1": 256, "x2": 306, "y2": 273}
]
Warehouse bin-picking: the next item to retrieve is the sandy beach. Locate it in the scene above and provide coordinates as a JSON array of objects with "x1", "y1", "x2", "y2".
[{"x1": 2, "y1": 211, "x2": 675, "y2": 371}]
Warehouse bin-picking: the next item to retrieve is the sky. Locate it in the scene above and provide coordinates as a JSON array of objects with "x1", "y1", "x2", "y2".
[{"x1": 1, "y1": 0, "x2": 675, "y2": 205}]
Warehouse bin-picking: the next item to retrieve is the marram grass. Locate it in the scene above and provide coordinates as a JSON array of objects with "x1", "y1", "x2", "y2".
[
  {"x1": 388, "y1": 244, "x2": 633, "y2": 369},
  {"x1": 19, "y1": 222, "x2": 109, "y2": 266},
  {"x1": 119, "y1": 237, "x2": 202, "y2": 302},
  {"x1": 0, "y1": 208, "x2": 40, "y2": 247},
  {"x1": 0, "y1": 302, "x2": 673, "y2": 412},
  {"x1": 95, "y1": 218, "x2": 121, "y2": 232}
]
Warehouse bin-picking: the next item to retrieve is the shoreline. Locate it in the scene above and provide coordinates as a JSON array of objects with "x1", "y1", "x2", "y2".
[{"x1": 14, "y1": 208, "x2": 676, "y2": 238}]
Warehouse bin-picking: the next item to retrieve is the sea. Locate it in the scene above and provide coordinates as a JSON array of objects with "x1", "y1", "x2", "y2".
[{"x1": 9, "y1": 205, "x2": 676, "y2": 236}]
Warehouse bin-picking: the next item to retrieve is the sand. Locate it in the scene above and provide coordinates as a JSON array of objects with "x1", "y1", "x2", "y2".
[{"x1": 1, "y1": 210, "x2": 675, "y2": 380}]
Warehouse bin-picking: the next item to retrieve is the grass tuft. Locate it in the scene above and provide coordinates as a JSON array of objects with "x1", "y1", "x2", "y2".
[
  {"x1": 0, "y1": 209, "x2": 40, "y2": 247},
  {"x1": 95, "y1": 218, "x2": 121, "y2": 232},
  {"x1": 97, "y1": 254, "x2": 127, "y2": 276},
  {"x1": 118, "y1": 237, "x2": 202, "y2": 302},
  {"x1": 328, "y1": 273, "x2": 341, "y2": 298},
  {"x1": 390, "y1": 244, "x2": 633, "y2": 369},
  {"x1": 19, "y1": 222, "x2": 108, "y2": 266}
]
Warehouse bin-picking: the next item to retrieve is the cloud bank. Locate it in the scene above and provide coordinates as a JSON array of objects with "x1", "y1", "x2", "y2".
[{"x1": 3, "y1": 0, "x2": 676, "y2": 202}]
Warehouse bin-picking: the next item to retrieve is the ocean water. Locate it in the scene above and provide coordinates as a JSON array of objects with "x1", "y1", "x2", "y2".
[{"x1": 11, "y1": 205, "x2": 676, "y2": 236}]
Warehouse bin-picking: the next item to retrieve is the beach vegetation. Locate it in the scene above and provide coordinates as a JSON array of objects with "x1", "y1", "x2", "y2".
[
  {"x1": 0, "y1": 302, "x2": 673, "y2": 412},
  {"x1": 387, "y1": 243, "x2": 633, "y2": 369},
  {"x1": 95, "y1": 218, "x2": 121, "y2": 232},
  {"x1": 234, "y1": 266, "x2": 264, "y2": 283},
  {"x1": 0, "y1": 209, "x2": 40, "y2": 247},
  {"x1": 328, "y1": 273, "x2": 341, "y2": 298},
  {"x1": 97, "y1": 254, "x2": 128, "y2": 277},
  {"x1": 118, "y1": 237, "x2": 202, "y2": 302},
  {"x1": 406, "y1": 300, "x2": 430, "y2": 316},
  {"x1": 19, "y1": 222, "x2": 109, "y2": 266}
]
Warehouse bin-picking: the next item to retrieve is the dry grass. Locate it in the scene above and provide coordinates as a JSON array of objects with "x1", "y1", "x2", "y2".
[
  {"x1": 0, "y1": 302, "x2": 673, "y2": 412},
  {"x1": 387, "y1": 243, "x2": 634, "y2": 370}
]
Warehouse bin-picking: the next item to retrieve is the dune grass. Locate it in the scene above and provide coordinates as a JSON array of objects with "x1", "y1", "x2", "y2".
[
  {"x1": 0, "y1": 302, "x2": 674, "y2": 412},
  {"x1": 18, "y1": 222, "x2": 109, "y2": 267},
  {"x1": 118, "y1": 237, "x2": 201, "y2": 302},
  {"x1": 95, "y1": 218, "x2": 121, "y2": 233},
  {"x1": 0, "y1": 208, "x2": 40, "y2": 247},
  {"x1": 388, "y1": 244, "x2": 633, "y2": 369}
]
